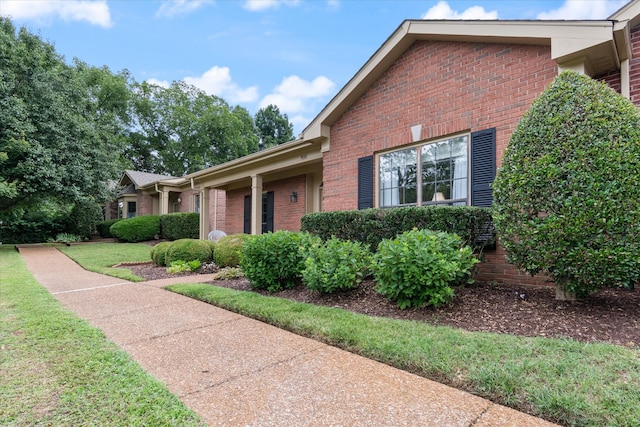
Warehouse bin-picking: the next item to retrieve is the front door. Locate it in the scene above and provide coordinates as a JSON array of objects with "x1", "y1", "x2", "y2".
[{"x1": 244, "y1": 192, "x2": 274, "y2": 234}]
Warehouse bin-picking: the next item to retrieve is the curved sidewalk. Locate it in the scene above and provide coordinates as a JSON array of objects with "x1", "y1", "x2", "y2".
[{"x1": 18, "y1": 245, "x2": 557, "y2": 427}]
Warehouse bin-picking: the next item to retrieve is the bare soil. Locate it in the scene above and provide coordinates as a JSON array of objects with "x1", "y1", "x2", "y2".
[{"x1": 129, "y1": 263, "x2": 640, "y2": 348}]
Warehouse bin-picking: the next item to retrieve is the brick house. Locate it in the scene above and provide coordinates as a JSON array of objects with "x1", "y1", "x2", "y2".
[{"x1": 126, "y1": 0, "x2": 640, "y2": 286}]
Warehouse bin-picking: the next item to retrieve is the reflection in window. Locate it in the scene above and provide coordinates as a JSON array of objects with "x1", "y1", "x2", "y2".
[
  {"x1": 379, "y1": 148, "x2": 417, "y2": 207},
  {"x1": 378, "y1": 135, "x2": 468, "y2": 208},
  {"x1": 422, "y1": 136, "x2": 467, "y2": 206}
]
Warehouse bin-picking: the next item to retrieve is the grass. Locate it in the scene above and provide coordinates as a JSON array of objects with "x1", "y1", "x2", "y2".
[
  {"x1": 59, "y1": 242, "x2": 153, "y2": 281},
  {"x1": 168, "y1": 282, "x2": 640, "y2": 427},
  {"x1": 0, "y1": 245, "x2": 206, "y2": 426}
]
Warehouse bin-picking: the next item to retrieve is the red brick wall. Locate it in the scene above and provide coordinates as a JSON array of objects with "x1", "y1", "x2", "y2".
[
  {"x1": 225, "y1": 175, "x2": 307, "y2": 234},
  {"x1": 325, "y1": 40, "x2": 559, "y2": 287},
  {"x1": 137, "y1": 192, "x2": 154, "y2": 216},
  {"x1": 324, "y1": 41, "x2": 557, "y2": 213},
  {"x1": 629, "y1": 25, "x2": 640, "y2": 106}
]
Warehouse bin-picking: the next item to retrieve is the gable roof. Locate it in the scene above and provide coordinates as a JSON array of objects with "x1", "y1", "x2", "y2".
[
  {"x1": 120, "y1": 170, "x2": 176, "y2": 189},
  {"x1": 301, "y1": 3, "x2": 640, "y2": 143}
]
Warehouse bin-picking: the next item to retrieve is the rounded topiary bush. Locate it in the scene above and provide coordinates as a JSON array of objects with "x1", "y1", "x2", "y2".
[
  {"x1": 165, "y1": 239, "x2": 213, "y2": 265},
  {"x1": 213, "y1": 233, "x2": 251, "y2": 267},
  {"x1": 241, "y1": 231, "x2": 318, "y2": 292},
  {"x1": 303, "y1": 237, "x2": 371, "y2": 294},
  {"x1": 109, "y1": 215, "x2": 160, "y2": 243},
  {"x1": 372, "y1": 229, "x2": 478, "y2": 309},
  {"x1": 492, "y1": 71, "x2": 640, "y2": 300},
  {"x1": 97, "y1": 219, "x2": 122, "y2": 238},
  {"x1": 150, "y1": 241, "x2": 173, "y2": 266}
]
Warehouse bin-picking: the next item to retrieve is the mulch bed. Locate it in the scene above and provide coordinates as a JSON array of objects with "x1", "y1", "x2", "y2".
[{"x1": 128, "y1": 263, "x2": 640, "y2": 348}]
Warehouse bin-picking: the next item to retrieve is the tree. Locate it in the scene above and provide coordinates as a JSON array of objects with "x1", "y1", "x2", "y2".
[
  {"x1": 127, "y1": 81, "x2": 258, "y2": 176},
  {"x1": 254, "y1": 104, "x2": 294, "y2": 149},
  {"x1": 0, "y1": 18, "x2": 123, "y2": 213},
  {"x1": 492, "y1": 71, "x2": 640, "y2": 300}
]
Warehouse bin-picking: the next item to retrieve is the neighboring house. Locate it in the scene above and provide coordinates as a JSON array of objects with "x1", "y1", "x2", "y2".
[{"x1": 127, "y1": 0, "x2": 640, "y2": 286}]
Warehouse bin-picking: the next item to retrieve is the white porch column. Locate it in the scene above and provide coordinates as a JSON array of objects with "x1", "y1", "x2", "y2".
[
  {"x1": 158, "y1": 191, "x2": 170, "y2": 215},
  {"x1": 251, "y1": 174, "x2": 263, "y2": 235},
  {"x1": 199, "y1": 188, "x2": 210, "y2": 240}
]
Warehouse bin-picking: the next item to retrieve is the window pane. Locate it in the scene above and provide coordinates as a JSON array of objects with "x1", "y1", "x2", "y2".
[
  {"x1": 422, "y1": 136, "x2": 468, "y2": 205},
  {"x1": 379, "y1": 148, "x2": 417, "y2": 207}
]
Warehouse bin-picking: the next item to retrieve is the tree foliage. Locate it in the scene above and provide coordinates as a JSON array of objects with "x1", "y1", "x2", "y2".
[
  {"x1": 127, "y1": 81, "x2": 259, "y2": 176},
  {"x1": 0, "y1": 18, "x2": 124, "y2": 212},
  {"x1": 254, "y1": 104, "x2": 295, "y2": 148},
  {"x1": 492, "y1": 71, "x2": 640, "y2": 299}
]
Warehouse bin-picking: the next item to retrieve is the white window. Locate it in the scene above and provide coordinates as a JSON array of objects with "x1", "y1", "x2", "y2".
[{"x1": 378, "y1": 135, "x2": 468, "y2": 208}]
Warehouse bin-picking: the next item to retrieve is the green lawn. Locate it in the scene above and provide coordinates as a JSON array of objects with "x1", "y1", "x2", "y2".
[
  {"x1": 59, "y1": 242, "x2": 153, "y2": 281},
  {"x1": 7, "y1": 242, "x2": 640, "y2": 426},
  {"x1": 0, "y1": 245, "x2": 206, "y2": 426},
  {"x1": 168, "y1": 282, "x2": 640, "y2": 427}
]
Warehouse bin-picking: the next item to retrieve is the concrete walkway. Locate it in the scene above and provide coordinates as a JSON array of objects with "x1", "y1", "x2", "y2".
[{"x1": 17, "y1": 245, "x2": 558, "y2": 427}]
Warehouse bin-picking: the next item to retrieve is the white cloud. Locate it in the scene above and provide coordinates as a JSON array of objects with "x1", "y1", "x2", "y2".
[
  {"x1": 259, "y1": 75, "x2": 335, "y2": 115},
  {"x1": 145, "y1": 78, "x2": 171, "y2": 88},
  {"x1": 422, "y1": 1, "x2": 498, "y2": 20},
  {"x1": 0, "y1": 0, "x2": 112, "y2": 27},
  {"x1": 184, "y1": 66, "x2": 259, "y2": 103},
  {"x1": 537, "y1": 0, "x2": 626, "y2": 20},
  {"x1": 155, "y1": 0, "x2": 213, "y2": 18},
  {"x1": 243, "y1": 0, "x2": 300, "y2": 12}
]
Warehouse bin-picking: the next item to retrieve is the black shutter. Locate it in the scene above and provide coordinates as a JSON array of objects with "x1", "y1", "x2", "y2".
[
  {"x1": 358, "y1": 156, "x2": 374, "y2": 210},
  {"x1": 264, "y1": 191, "x2": 274, "y2": 233},
  {"x1": 243, "y1": 195, "x2": 251, "y2": 234},
  {"x1": 470, "y1": 128, "x2": 496, "y2": 207}
]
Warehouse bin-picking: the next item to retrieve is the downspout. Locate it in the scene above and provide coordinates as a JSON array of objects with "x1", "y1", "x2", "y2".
[{"x1": 155, "y1": 183, "x2": 163, "y2": 215}]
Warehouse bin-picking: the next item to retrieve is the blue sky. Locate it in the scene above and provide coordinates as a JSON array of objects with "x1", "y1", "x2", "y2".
[{"x1": 0, "y1": 0, "x2": 629, "y2": 134}]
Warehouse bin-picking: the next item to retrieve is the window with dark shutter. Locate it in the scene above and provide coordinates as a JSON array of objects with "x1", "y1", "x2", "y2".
[
  {"x1": 358, "y1": 156, "x2": 374, "y2": 209},
  {"x1": 470, "y1": 128, "x2": 496, "y2": 207},
  {"x1": 243, "y1": 195, "x2": 251, "y2": 234}
]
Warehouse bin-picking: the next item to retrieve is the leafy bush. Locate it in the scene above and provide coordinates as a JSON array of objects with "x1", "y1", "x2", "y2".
[
  {"x1": 492, "y1": 71, "x2": 640, "y2": 299},
  {"x1": 213, "y1": 267, "x2": 244, "y2": 280},
  {"x1": 303, "y1": 237, "x2": 371, "y2": 293},
  {"x1": 160, "y1": 212, "x2": 199, "y2": 240},
  {"x1": 301, "y1": 206, "x2": 494, "y2": 252},
  {"x1": 372, "y1": 229, "x2": 478, "y2": 309},
  {"x1": 241, "y1": 231, "x2": 318, "y2": 292},
  {"x1": 49, "y1": 233, "x2": 83, "y2": 243},
  {"x1": 165, "y1": 239, "x2": 213, "y2": 265},
  {"x1": 69, "y1": 197, "x2": 103, "y2": 239},
  {"x1": 97, "y1": 219, "x2": 122, "y2": 238},
  {"x1": 213, "y1": 234, "x2": 251, "y2": 267},
  {"x1": 109, "y1": 215, "x2": 160, "y2": 243},
  {"x1": 150, "y1": 241, "x2": 173, "y2": 266},
  {"x1": 166, "y1": 259, "x2": 201, "y2": 274}
]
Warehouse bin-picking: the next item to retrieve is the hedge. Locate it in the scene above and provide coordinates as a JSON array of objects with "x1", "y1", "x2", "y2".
[
  {"x1": 109, "y1": 215, "x2": 160, "y2": 243},
  {"x1": 160, "y1": 212, "x2": 199, "y2": 241},
  {"x1": 300, "y1": 206, "x2": 494, "y2": 252},
  {"x1": 97, "y1": 219, "x2": 122, "y2": 238}
]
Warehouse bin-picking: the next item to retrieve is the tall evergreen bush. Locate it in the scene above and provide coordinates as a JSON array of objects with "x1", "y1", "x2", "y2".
[{"x1": 492, "y1": 71, "x2": 640, "y2": 299}]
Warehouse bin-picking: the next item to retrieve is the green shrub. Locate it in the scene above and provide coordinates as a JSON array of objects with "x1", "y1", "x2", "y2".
[
  {"x1": 372, "y1": 229, "x2": 478, "y2": 309},
  {"x1": 150, "y1": 241, "x2": 173, "y2": 266},
  {"x1": 49, "y1": 233, "x2": 82, "y2": 243},
  {"x1": 302, "y1": 237, "x2": 371, "y2": 294},
  {"x1": 241, "y1": 231, "x2": 318, "y2": 292},
  {"x1": 109, "y1": 215, "x2": 160, "y2": 243},
  {"x1": 166, "y1": 259, "x2": 201, "y2": 274},
  {"x1": 160, "y1": 212, "x2": 199, "y2": 240},
  {"x1": 301, "y1": 206, "x2": 494, "y2": 252},
  {"x1": 97, "y1": 219, "x2": 122, "y2": 238},
  {"x1": 213, "y1": 267, "x2": 244, "y2": 280},
  {"x1": 165, "y1": 239, "x2": 212, "y2": 265},
  {"x1": 213, "y1": 234, "x2": 251, "y2": 267},
  {"x1": 69, "y1": 197, "x2": 103, "y2": 239},
  {"x1": 492, "y1": 71, "x2": 640, "y2": 299}
]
